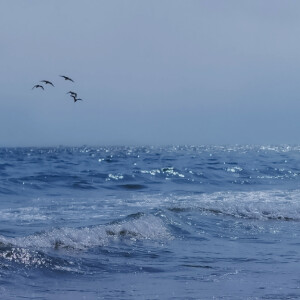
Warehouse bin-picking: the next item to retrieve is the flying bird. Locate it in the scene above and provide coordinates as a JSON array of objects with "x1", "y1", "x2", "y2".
[
  {"x1": 32, "y1": 85, "x2": 44, "y2": 90},
  {"x1": 40, "y1": 80, "x2": 54, "y2": 87},
  {"x1": 60, "y1": 75, "x2": 74, "y2": 82},
  {"x1": 70, "y1": 95, "x2": 83, "y2": 102},
  {"x1": 66, "y1": 91, "x2": 77, "y2": 97}
]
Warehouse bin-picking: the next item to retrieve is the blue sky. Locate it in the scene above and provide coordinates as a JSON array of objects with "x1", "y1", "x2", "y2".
[{"x1": 1, "y1": 1, "x2": 300, "y2": 146}]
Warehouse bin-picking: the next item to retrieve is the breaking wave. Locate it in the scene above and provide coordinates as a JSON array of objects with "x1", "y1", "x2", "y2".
[
  {"x1": 169, "y1": 190, "x2": 300, "y2": 221},
  {"x1": 0, "y1": 214, "x2": 171, "y2": 252}
]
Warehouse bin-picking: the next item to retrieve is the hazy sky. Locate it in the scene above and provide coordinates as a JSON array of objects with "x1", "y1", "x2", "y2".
[{"x1": 1, "y1": 1, "x2": 300, "y2": 146}]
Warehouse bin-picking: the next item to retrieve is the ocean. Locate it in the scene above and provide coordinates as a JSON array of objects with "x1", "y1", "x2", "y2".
[{"x1": 0, "y1": 145, "x2": 300, "y2": 299}]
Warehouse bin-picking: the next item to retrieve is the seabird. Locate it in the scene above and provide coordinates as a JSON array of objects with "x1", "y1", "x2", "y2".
[
  {"x1": 32, "y1": 85, "x2": 44, "y2": 90},
  {"x1": 60, "y1": 75, "x2": 74, "y2": 82},
  {"x1": 70, "y1": 95, "x2": 83, "y2": 102},
  {"x1": 66, "y1": 91, "x2": 77, "y2": 97},
  {"x1": 40, "y1": 80, "x2": 54, "y2": 87}
]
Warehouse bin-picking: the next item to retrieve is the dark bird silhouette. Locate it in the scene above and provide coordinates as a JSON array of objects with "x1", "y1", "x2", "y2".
[
  {"x1": 66, "y1": 91, "x2": 77, "y2": 97},
  {"x1": 32, "y1": 85, "x2": 44, "y2": 90},
  {"x1": 60, "y1": 75, "x2": 74, "y2": 82},
  {"x1": 40, "y1": 80, "x2": 54, "y2": 87},
  {"x1": 70, "y1": 95, "x2": 83, "y2": 102}
]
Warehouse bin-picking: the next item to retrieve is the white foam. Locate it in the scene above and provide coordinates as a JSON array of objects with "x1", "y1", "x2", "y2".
[
  {"x1": 0, "y1": 215, "x2": 171, "y2": 251},
  {"x1": 106, "y1": 173, "x2": 124, "y2": 181},
  {"x1": 0, "y1": 247, "x2": 47, "y2": 267},
  {"x1": 176, "y1": 190, "x2": 300, "y2": 221},
  {"x1": 0, "y1": 207, "x2": 48, "y2": 222},
  {"x1": 129, "y1": 190, "x2": 300, "y2": 221}
]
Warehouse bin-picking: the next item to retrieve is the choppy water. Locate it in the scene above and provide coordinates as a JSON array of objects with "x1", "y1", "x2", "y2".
[{"x1": 1, "y1": 145, "x2": 300, "y2": 299}]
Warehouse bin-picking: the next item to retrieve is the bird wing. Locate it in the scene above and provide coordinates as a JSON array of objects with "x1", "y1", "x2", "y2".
[
  {"x1": 32, "y1": 85, "x2": 44, "y2": 89},
  {"x1": 60, "y1": 75, "x2": 74, "y2": 82}
]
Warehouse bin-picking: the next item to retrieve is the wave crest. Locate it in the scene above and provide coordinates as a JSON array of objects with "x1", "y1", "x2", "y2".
[
  {"x1": 0, "y1": 215, "x2": 171, "y2": 252},
  {"x1": 170, "y1": 190, "x2": 300, "y2": 221}
]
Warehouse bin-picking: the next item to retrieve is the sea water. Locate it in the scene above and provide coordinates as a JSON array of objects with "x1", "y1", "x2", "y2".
[{"x1": 0, "y1": 145, "x2": 300, "y2": 299}]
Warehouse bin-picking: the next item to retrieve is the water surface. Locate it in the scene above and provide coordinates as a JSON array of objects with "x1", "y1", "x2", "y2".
[{"x1": 1, "y1": 146, "x2": 300, "y2": 299}]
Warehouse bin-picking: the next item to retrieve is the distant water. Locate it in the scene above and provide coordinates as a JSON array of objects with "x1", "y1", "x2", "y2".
[{"x1": 1, "y1": 145, "x2": 300, "y2": 299}]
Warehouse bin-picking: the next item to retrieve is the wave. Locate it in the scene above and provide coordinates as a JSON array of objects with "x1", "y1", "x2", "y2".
[
  {"x1": 168, "y1": 190, "x2": 300, "y2": 221},
  {"x1": 0, "y1": 214, "x2": 171, "y2": 252},
  {"x1": 0, "y1": 214, "x2": 172, "y2": 272}
]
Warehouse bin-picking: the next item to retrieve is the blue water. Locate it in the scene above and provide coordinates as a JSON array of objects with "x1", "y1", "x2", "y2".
[{"x1": 1, "y1": 145, "x2": 300, "y2": 299}]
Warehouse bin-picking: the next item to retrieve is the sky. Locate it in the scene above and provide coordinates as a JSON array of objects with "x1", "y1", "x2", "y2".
[{"x1": 1, "y1": 0, "x2": 300, "y2": 146}]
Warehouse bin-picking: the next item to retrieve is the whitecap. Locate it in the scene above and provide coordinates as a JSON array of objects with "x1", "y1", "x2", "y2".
[{"x1": 0, "y1": 215, "x2": 172, "y2": 251}]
